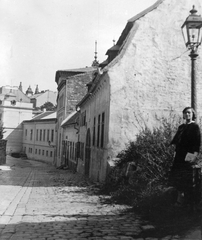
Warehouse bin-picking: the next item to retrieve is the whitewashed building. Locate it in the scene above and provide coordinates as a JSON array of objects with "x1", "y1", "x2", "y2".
[
  {"x1": 73, "y1": 0, "x2": 202, "y2": 182},
  {"x1": 0, "y1": 86, "x2": 33, "y2": 154},
  {"x1": 22, "y1": 111, "x2": 56, "y2": 164}
]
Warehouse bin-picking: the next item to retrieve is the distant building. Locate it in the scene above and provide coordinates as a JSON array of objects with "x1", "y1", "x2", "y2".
[
  {"x1": 22, "y1": 111, "x2": 56, "y2": 165},
  {"x1": 30, "y1": 89, "x2": 57, "y2": 109},
  {"x1": 0, "y1": 85, "x2": 30, "y2": 103},
  {"x1": 0, "y1": 85, "x2": 33, "y2": 153}
]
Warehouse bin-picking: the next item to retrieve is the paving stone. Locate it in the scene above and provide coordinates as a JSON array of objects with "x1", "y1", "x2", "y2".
[{"x1": 0, "y1": 156, "x2": 201, "y2": 240}]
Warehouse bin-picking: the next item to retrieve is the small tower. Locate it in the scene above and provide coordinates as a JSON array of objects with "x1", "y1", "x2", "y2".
[
  {"x1": 35, "y1": 85, "x2": 39, "y2": 94},
  {"x1": 19, "y1": 82, "x2": 23, "y2": 92},
  {"x1": 26, "y1": 86, "x2": 33, "y2": 97},
  {"x1": 92, "y1": 41, "x2": 99, "y2": 67}
]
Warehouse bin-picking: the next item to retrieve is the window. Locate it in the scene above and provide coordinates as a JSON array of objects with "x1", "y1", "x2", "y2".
[
  {"x1": 42, "y1": 150, "x2": 44, "y2": 155},
  {"x1": 97, "y1": 114, "x2": 100, "y2": 147},
  {"x1": 36, "y1": 129, "x2": 39, "y2": 141},
  {"x1": 51, "y1": 129, "x2": 54, "y2": 142},
  {"x1": 69, "y1": 142, "x2": 72, "y2": 159},
  {"x1": 47, "y1": 129, "x2": 50, "y2": 141},
  {"x1": 73, "y1": 142, "x2": 75, "y2": 160},
  {"x1": 59, "y1": 95, "x2": 64, "y2": 109},
  {"x1": 79, "y1": 142, "x2": 84, "y2": 160},
  {"x1": 35, "y1": 149, "x2": 37, "y2": 154},
  {"x1": 93, "y1": 117, "x2": 96, "y2": 146},
  {"x1": 25, "y1": 129, "x2": 27, "y2": 139},
  {"x1": 39, "y1": 149, "x2": 41, "y2": 155},
  {"x1": 40, "y1": 130, "x2": 42, "y2": 141},
  {"x1": 81, "y1": 111, "x2": 86, "y2": 126},
  {"x1": 101, "y1": 112, "x2": 105, "y2": 148},
  {"x1": 43, "y1": 129, "x2": 46, "y2": 141},
  {"x1": 30, "y1": 129, "x2": 33, "y2": 141},
  {"x1": 50, "y1": 151, "x2": 53, "y2": 157},
  {"x1": 46, "y1": 151, "x2": 48, "y2": 156}
]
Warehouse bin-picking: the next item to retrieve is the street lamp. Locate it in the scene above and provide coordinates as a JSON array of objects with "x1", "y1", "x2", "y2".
[{"x1": 181, "y1": 5, "x2": 202, "y2": 115}]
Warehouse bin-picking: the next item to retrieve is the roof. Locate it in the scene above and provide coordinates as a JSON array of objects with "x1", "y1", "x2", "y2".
[
  {"x1": 30, "y1": 90, "x2": 57, "y2": 99},
  {"x1": 106, "y1": 45, "x2": 120, "y2": 54},
  {"x1": 23, "y1": 111, "x2": 56, "y2": 123},
  {"x1": 77, "y1": 0, "x2": 164, "y2": 108},
  {"x1": 117, "y1": 0, "x2": 164, "y2": 47},
  {"x1": 57, "y1": 66, "x2": 96, "y2": 73},
  {"x1": 42, "y1": 112, "x2": 56, "y2": 119},
  {"x1": 61, "y1": 111, "x2": 79, "y2": 128},
  {"x1": 32, "y1": 111, "x2": 55, "y2": 120},
  {"x1": 55, "y1": 66, "x2": 97, "y2": 84},
  {"x1": 30, "y1": 93, "x2": 42, "y2": 99}
]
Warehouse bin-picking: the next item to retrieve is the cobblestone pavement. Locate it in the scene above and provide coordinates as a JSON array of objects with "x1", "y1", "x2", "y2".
[{"x1": 0, "y1": 156, "x2": 201, "y2": 240}]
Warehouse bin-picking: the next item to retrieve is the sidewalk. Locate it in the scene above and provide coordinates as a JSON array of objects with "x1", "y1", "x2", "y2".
[{"x1": 0, "y1": 156, "x2": 201, "y2": 240}]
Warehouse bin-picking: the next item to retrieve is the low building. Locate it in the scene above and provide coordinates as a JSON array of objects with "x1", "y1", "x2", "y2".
[
  {"x1": 22, "y1": 111, "x2": 56, "y2": 165},
  {"x1": 61, "y1": 111, "x2": 79, "y2": 171}
]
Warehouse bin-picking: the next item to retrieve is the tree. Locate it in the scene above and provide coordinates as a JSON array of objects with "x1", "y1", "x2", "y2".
[{"x1": 40, "y1": 102, "x2": 56, "y2": 111}]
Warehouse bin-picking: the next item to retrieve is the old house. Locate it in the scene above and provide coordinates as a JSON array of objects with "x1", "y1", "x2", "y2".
[
  {"x1": 73, "y1": 0, "x2": 202, "y2": 182},
  {"x1": 60, "y1": 111, "x2": 79, "y2": 171},
  {"x1": 55, "y1": 67, "x2": 97, "y2": 167},
  {"x1": 22, "y1": 111, "x2": 56, "y2": 164}
]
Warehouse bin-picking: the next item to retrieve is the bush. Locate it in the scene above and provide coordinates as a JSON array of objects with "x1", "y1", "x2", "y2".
[
  {"x1": 0, "y1": 121, "x2": 5, "y2": 140},
  {"x1": 101, "y1": 116, "x2": 180, "y2": 207}
]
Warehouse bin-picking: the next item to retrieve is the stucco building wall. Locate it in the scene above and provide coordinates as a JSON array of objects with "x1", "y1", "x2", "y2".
[
  {"x1": 63, "y1": 126, "x2": 78, "y2": 171},
  {"x1": 79, "y1": 73, "x2": 110, "y2": 181},
  {"x1": 22, "y1": 119, "x2": 56, "y2": 164},
  {"x1": 1, "y1": 101, "x2": 33, "y2": 153},
  {"x1": 107, "y1": 0, "x2": 202, "y2": 157}
]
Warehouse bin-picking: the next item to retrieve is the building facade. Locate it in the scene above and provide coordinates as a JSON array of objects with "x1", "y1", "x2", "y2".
[
  {"x1": 64, "y1": 0, "x2": 202, "y2": 182},
  {"x1": 22, "y1": 111, "x2": 56, "y2": 164},
  {"x1": 60, "y1": 111, "x2": 79, "y2": 171},
  {"x1": 55, "y1": 67, "x2": 97, "y2": 167},
  {"x1": 0, "y1": 86, "x2": 33, "y2": 154},
  {"x1": 30, "y1": 90, "x2": 57, "y2": 109}
]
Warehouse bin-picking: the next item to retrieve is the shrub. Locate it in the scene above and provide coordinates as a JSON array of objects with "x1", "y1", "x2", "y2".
[{"x1": 102, "y1": 116, "x2": 181, "y2": 207}]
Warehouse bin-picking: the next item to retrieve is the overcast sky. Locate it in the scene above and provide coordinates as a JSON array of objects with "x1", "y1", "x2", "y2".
[{"x1": 0, "y1": 0, "x2": 157, "y2": 92}]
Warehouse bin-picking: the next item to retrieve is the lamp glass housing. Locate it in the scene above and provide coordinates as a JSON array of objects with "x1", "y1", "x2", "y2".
[{"x1": 181, "y1": 6, "x2": 202, "y2": 50}]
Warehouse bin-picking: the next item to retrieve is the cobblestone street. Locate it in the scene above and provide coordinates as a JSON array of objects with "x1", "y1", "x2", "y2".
[{"x1": 0, "y1": 156, "x2": 201, "y2": 240}]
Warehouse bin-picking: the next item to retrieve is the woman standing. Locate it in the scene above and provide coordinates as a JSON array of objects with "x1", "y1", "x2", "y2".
[{"x1": 170, "y1": 107, "x2": 201, "y2": 206}]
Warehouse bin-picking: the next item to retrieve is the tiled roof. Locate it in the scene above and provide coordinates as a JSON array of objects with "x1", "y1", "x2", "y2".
[
  {"x1": 55, "y1": 66, "x2": 97, "y2": 84},
  {"x1": 23, "y1": 111, "x2": 56, "y2": 124},
  {"x1": 42, "y1": 112, "x2": 56, "y2": 119}
]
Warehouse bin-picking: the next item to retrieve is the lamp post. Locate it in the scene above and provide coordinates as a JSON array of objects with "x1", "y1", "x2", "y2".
[{"x1": 181, "y1": 5, "x2": 202, "y2": 116}]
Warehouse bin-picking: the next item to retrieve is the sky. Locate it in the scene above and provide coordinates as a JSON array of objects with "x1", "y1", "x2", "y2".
[{"x1": 0, "y1": 0, "x2": 157, "y2": 92}]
